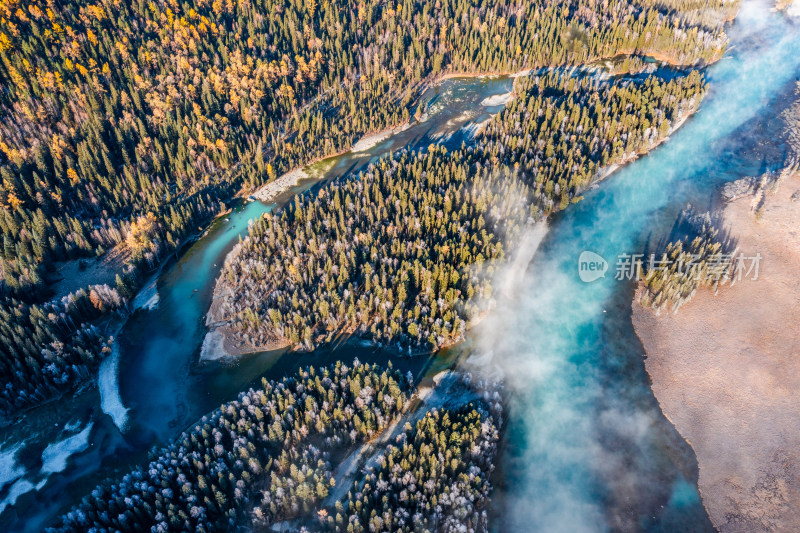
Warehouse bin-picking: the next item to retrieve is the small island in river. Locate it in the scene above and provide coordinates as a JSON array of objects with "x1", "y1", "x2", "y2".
[{"x1": 203, "y1": 72, "x2": 707, "y2": 359}]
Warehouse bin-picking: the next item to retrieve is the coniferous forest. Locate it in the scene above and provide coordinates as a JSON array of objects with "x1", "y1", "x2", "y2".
[
  {"x1": 0, "y1": 0, "x2": 733, "y2": 415},
  {"x1": 0, "y1": 0, "x2": 748, "y2": 530},
  {"x1": 215, "y1": 71, "x2": 707, "y2": 352},
  {"x1": 0, "y1": 283, "x2": 123, "y2": 412},
  {"x1": 639, "y1": 207, "x2": 735, "y2": 313},
  {"x1": 47, "y1": 362, "x2": 502, "y2": 533},
  {"x1": 0, "y1": 0, "x2": 732, "y2": 298},
  {"x1": 313, "y1": 402, "x2": 502, "y2": 533}
]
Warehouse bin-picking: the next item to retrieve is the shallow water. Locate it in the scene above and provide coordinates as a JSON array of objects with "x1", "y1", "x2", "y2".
[
  {"x1": 491, "y1": 4, "x2": 800, "y2": 531},
  {"x1": 0, "y1": 75, "x2": 515, "y2": 532},
  {"x1": 2, "y1": 4, "x2": 798, "y2": 527}
]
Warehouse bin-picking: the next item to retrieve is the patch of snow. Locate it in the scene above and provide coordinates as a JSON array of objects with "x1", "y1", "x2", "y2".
[
  {"x1": 0, "y1": 478, "x2": 35, "y2": 514},
  {"x1": 461, "y1": 119, "x2": 490, "y2": 139},
  {"x1": 445, "y1": 110, "x2": 477, "y2": 127},
  {"x1": 133, "y1": 274, "x2": 159, "y2": 311},
  {"x1": 99, "y1": 344, "x2": 129, "y2": 431},
  {"x1": 430, "y1": 129, "x2": 455, "y2": 142},
  {"x1": 40, "y1": 422, "x2": 93, "y2": 474},
  {"x1": 199, "y1": 329, "x2": 229, "y2": 362},
  {"x1": 63, "y1": 419, "x2": 82, "y2": 432},
  {"x1": 789, "y1": 0, "x2": 800, "y2": 16},
  {"x1": 481, "y1": 91, "x2": 514, "y2": 107},
  {"x1": 0, "y1": 442, "x2": 25, "y2": 492},
  {"x1": 0, "y1": 423, "x2": 94, "y2": 514},
  {"x1": 432, "y1": 370, "x2": 451, "y2": 386}
]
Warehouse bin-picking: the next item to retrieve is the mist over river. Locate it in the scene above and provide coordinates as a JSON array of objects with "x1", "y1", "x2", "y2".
[
  {"x1": 488, "y1": 3, "x2": 800, "y2": 531},
  {"x1": 1, "y1": 2, "x2": 799, "y2": 530}
]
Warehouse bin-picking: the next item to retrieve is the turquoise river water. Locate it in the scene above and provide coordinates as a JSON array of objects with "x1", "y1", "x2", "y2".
[
  {"x1": 491, "y1": 3, "x2": 800, "y2": 532},
  {"x1": 1, "y1": 2, "x2": 799, "y2": 530}
]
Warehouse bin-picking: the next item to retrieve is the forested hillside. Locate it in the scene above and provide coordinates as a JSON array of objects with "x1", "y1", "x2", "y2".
[
  {"x1": 48, "y1": 362, "x2": 503, "y2": 532},
  {"x1": 0, "y1": 0, "x2": 734, "y2": 298},
  {"x1": 215, "y1": 71, "x2": 707, "y2": 352},
  {"x1": 0, "y1": 0, "x2": 734, "y2": 412}
]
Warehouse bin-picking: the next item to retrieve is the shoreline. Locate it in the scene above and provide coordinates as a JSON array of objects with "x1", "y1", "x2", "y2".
[
  {"x1": 427, "y1": 46, "x2": 724, "y2": 89},
  {"x1": 243, "y1": 65, "x2": 531, "y2": 207},
  {"x1": 350, "y1": 122, "x2": 412, "y2": 152},
  {"x1": 250, "y1": 167, "x2": 310, "y2": 203},
  {"x1": 633, "y1": 171, "x2": 800, "y2": 531},
  {"x1": 202, "y1": 84, "x2": 701, "y2": 363},
  {"x1": 191, "y1": 56, "x2": 702, "y2": 363},
  {"x1": 202, "y1": 218, "x2": 550, "y2": 362},
  {"x1": 33, "y1": 44, "x2": 721, "y2": 373},
  {"x1": 201, "y1": 240, "x2": 293, "y2": 362},
  {"x1": 588, "y1": 105, "x2": 698, "y2": 192}
]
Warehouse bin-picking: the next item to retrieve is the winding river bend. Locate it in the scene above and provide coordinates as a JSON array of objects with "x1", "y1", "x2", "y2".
[
  {"x1": 1, "y1": 2, "x2": 799, "y2": 530},
  {"x1": 0, "y1": 75, "x2": 516, "y2": 531}
]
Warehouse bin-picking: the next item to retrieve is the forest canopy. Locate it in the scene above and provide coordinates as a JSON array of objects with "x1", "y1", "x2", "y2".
[
  {"x1": 0, "y1": 0, "x2": 731, "y2": 411},
  {"x1": 215, "y1": 70, "x2": 707, "y2": 353},
  {"x1": 48, "y1": 362, "x2": 503, "y2": 533},
  {"x1": 0, "y1": 0, "x2": 734, "y2": 297}
]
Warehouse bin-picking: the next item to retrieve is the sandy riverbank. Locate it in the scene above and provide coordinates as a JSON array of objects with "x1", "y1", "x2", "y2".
[
  {"x1": 201, "y1": 241, "x2": 291, "y2": 362},
  {"x1": 351, "y1": 122, "x2": 412, "y2": 152},
  {"x1": 632, "y1": 172, "x2": 800, "y2": 532},
  {"x1": 250, "y1": 167, "x2": 310, "y2": 203}
]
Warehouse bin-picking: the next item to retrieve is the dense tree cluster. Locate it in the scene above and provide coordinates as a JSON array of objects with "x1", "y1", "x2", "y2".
[
  {"x1": 478, "y1": 70, "x2": 706, "y2": 213},
  {"x1": 50, "y1": 363, "x2": 506, "y2": 532},
  {"x1": 314, "y1": 407, "x2": 499, "y2": 533},
  {"x1": 218, "y1": 145, "x2": 531, "y2": 352},
  {"x1": 49, "y1": 361, "x2": 412, "y2": 532},
  {"x1": 0, "y1": 0, "x2": 731, "y2": 415},
  {"x1": 0, "y1": 284, "x2": 122, "y2": 414},
  {"x1": 218, "y1": 71, "x2": 707, "y2": 352},
  {"x1": 312, "y1": 378, "x2": 502, "y2": 533},
  {"x1": 0, "y1": 0, "x2": 734, "y2": 298},
  {"x1": 639, "y1": 208, "x2": 734, "y2": 313}
]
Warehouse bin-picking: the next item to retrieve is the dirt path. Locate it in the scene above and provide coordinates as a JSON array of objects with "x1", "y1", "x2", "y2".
[{"x1": 323, "y1": 371, "x2": 485, "y2": 505}]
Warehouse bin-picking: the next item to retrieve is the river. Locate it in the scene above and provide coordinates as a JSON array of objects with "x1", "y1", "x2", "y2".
[
  {"x1": 1, "y1": 2, "x2": 799, "y2": 530},
  {"x1": 489, "y1": 3, "x2": 800, "y2": 532},
  {"x1": 0, "y1": 75, "x2": 516, "y2": 532}
]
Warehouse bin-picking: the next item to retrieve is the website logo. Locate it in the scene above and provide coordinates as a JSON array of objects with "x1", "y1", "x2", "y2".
[{"x1": 578, "y1": 251, "x2": 608, "y2": 283}]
